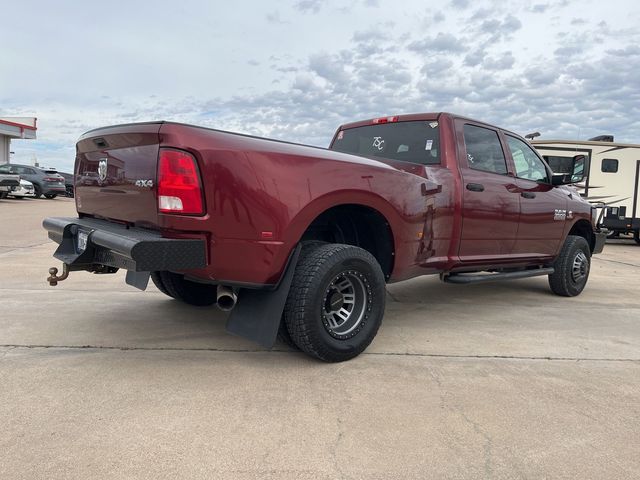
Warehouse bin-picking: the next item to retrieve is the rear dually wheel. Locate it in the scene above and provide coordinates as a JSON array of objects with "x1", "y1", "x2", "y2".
[
  {"x1": 284, "y1": 243, "x2": 386, "y2": 362},
  {"x1": 153, "y1": 271, "x2": 217, "y2": 306}
]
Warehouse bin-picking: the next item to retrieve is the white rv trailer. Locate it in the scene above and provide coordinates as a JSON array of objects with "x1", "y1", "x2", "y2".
[{"x1": 532, "y1": 137, "x2": 640, "y2": 244}]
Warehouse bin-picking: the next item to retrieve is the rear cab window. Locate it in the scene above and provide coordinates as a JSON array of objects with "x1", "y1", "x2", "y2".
[{"x1": 331, "y1": 121, "x2": 441, "y2": 166}]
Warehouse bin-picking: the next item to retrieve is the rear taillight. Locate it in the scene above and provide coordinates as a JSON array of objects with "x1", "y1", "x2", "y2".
[
  {"x1": 157, "y1": 149, "x2": 204, "y2": 215},
  {"x1": 44, "y1": 176, "x2": 61, "y2": 182}
]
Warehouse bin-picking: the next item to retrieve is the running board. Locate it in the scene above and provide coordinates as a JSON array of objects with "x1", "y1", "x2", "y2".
[{"x1": 442, "y1": 268, "x2": 554, "y2": 285}]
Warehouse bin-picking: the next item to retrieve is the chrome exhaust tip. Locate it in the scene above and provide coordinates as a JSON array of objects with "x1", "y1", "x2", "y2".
[{"x1": 216, "y1": 285, "x2": 238, "y2": 311}]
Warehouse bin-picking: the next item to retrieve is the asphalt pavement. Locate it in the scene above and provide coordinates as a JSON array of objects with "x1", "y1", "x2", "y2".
[{"x1": 1, "y1": 196, "x2": 639, "y2": 479}]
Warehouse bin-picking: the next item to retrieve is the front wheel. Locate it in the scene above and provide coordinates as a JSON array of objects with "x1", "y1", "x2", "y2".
[
  {"x1": 284, "y1": 243, "x2": 386, "y2": 362},
  {"x1": 548, "y1": 235, "x2": 592, "y2": 297},
  {"x1": 44, "y1": 194, "x2": 57, "y2": 199}
]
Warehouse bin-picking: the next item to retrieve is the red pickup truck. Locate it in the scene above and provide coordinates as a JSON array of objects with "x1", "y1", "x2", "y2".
[{"x1": 43, "y1": 112, "x2": 606, "y2": 362}]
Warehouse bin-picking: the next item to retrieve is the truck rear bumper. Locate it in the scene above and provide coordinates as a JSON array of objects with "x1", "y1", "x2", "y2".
[{"x1": 43, "y1": 216, "x2": 207, "y2": 273}]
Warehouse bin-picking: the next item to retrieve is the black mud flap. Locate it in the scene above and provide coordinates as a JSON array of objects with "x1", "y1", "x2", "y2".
[
  {"x1": 225, "y1": 244, "x2": 301, "y2": 348},
  {"x1": 125, "y1": 271, "x2": 151, "y2": 290}
]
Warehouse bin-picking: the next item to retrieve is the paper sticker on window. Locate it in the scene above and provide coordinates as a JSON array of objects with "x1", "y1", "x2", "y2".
[
  {"x1": 372, "y1": 136, "x2": 385, "y2": 151},
  {"x1": 425, "y1": 140, "x2": 433, "y2": 150},
  {"x1": 337, "y1": 131, "x2": 344, "y2": 140},
  {"x1": 429, "y1": 122, "x2": 438, "y2": 128}
]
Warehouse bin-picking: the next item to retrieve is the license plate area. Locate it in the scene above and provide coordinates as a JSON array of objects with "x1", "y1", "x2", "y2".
[{"x1": 77, "y1": 230, "x2": 89, "y2": 253}]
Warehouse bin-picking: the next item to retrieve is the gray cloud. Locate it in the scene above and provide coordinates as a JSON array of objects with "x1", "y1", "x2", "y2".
[
  {"x1": 554, "y1": 45, "x2": 585, "y2": 59},
  {"x1": 482, "y1": 51, "x2": 515, "y2": 71},
  {"x1": 464, "y1": 48, "x2": 486, "y2": 67},
  {"x1": 450, "y1": 0, "x2": 470, "y2": 9},
  {"x1": 308, "y1": 53, "x2": 350, "y2": 84},
  {"x1": 408, "y1": 33, "x2": 467, "y2": 54},
  {"x1": 421, "y1": 58, "x2": 454, "y2": 76},
  {"x1": 478, "y1": 14, "x2": 522, "y2": 41},
  {"x1": 607, "y1": 45, "x2": 640, "y2": 56},
  {"x1": 531, "y1": 4, "x2": 550, "y2": 13},
  {"x1": 294, "y1": 0, "x2": 327, "y2": 13}
]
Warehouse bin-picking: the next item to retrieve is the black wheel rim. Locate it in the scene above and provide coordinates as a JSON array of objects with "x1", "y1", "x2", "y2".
[
  {"x1": 322, "y1": 270, "x2": 370, "y2": 339},
  {"x1": 571, "y1": 251, "x2": 589, "y2": 283}
]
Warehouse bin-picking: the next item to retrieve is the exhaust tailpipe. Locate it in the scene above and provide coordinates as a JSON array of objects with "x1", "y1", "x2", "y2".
[{"x1": 216, "y1": 285, "x2": 238, "y2": 311}]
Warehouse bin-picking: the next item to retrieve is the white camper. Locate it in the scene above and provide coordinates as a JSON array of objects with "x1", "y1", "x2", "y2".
[{"x1": 532, "y1": 136, "x2": 640, "y2": 244}]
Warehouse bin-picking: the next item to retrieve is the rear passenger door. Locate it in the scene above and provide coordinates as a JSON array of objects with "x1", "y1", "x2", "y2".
[
  {"x1": 504, "y1": 134, "x2": 567, "y2": 257},
  {"x1": 457, "y1": 122, "x2": 520, "y2": 261}
]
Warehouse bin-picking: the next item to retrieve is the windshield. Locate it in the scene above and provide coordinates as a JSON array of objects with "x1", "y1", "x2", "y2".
[{"x1": 331, "y1": 120, "x2": 441, "y2": 165}]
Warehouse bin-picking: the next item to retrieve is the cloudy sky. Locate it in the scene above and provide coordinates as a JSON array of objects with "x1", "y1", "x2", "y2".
[{"x1": 1, "y1": 0, "x2": 639, "y2": 172}]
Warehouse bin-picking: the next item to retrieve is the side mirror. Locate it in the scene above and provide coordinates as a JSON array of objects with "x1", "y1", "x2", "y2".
[{"x1": 551, "y1": 154, "x2": 586, "y2": 185}]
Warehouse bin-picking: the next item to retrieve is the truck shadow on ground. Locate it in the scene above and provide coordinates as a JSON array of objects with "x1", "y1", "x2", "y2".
[{"x1": 89, "y1": 276, "x2": 554, "y2": 350}]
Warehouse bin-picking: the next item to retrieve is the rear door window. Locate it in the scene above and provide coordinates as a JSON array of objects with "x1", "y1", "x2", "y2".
[
  {"x1": 462, "y1": 124, "x2": 508, "y2": 175},
  {"x1": 332, "y1": 121, "x2": 441, "y2": 165}
]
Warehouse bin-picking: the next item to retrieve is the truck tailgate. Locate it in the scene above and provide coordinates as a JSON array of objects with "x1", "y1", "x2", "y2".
[{"x1": 75, "y1": 122, "x2": 163, "y2": 227}]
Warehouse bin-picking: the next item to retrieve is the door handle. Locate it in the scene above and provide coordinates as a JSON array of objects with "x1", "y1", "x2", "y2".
[
  {"x1": 466, "y1": 183, "x2": 485, "y2": 192},
  {"x1": 521, "y1": 192, "x2": 536, "y2": 199}
]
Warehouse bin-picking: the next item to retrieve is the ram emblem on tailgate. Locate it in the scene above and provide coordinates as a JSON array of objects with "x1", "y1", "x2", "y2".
[{"x1": 98, "y1": 159, "x2": 107, "y2": 182}]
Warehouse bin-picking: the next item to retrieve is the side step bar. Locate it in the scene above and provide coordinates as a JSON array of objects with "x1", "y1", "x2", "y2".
[{"x1": 442, "y1": 267, "x2": 554, "y2": 285}]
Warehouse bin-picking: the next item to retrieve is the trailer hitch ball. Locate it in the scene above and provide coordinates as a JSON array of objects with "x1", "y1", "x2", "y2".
[{"x1": 47, "y1": 264, "x2": 70, "y2": 286}]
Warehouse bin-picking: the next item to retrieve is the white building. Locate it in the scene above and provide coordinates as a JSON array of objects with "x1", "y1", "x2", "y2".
[{"x1": 0, "y1": 117, "x2": 37, "y2": 164}]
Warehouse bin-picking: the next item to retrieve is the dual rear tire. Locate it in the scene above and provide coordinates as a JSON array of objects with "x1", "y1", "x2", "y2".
[
  {"x1": 150, "y1": 271, "x2": 217, "y2": 306},
  {"x1": 280, "y1": 243, "x2": 386, "y2": 362}
]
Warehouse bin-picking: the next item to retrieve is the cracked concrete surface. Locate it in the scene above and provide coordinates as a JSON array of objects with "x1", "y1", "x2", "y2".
[{"x1": 1, "y1": 197, "x2": 639, "y2": 479}]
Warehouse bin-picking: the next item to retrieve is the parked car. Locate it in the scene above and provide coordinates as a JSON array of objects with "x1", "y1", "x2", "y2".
[
  {"x1": 59, "y1": 172, "x2": 74, "y2": 197},
  {"x1": 0, "y1": 172, "x2": 20, "y2": 199},
  {"x1": 0, "y1": 164, "x2": 66, "y2": 198},
  {"x1": 9, "y1": 179, "x2": 36, "y2": 198},
  {"x1": 43, "y1": 113, "x2": 605, "y2": 362},
  {"x1": 44, "y1": 169, "x2": 74, "y2": 197}
]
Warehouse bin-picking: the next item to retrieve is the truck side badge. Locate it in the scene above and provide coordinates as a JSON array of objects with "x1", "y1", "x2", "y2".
[{"x1": 554, "y1": 209, "x2": 567, "y2": 221}]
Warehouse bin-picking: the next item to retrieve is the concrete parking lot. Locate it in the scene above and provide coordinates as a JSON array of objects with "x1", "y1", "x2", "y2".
[{"x1": 1, "y1": 197, "x2": 639, "y2": 479}]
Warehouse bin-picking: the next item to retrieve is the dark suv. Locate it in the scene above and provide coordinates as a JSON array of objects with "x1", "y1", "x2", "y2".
[{"x1": 0, "y1": 164, "x2": 66, "y2": 198}]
